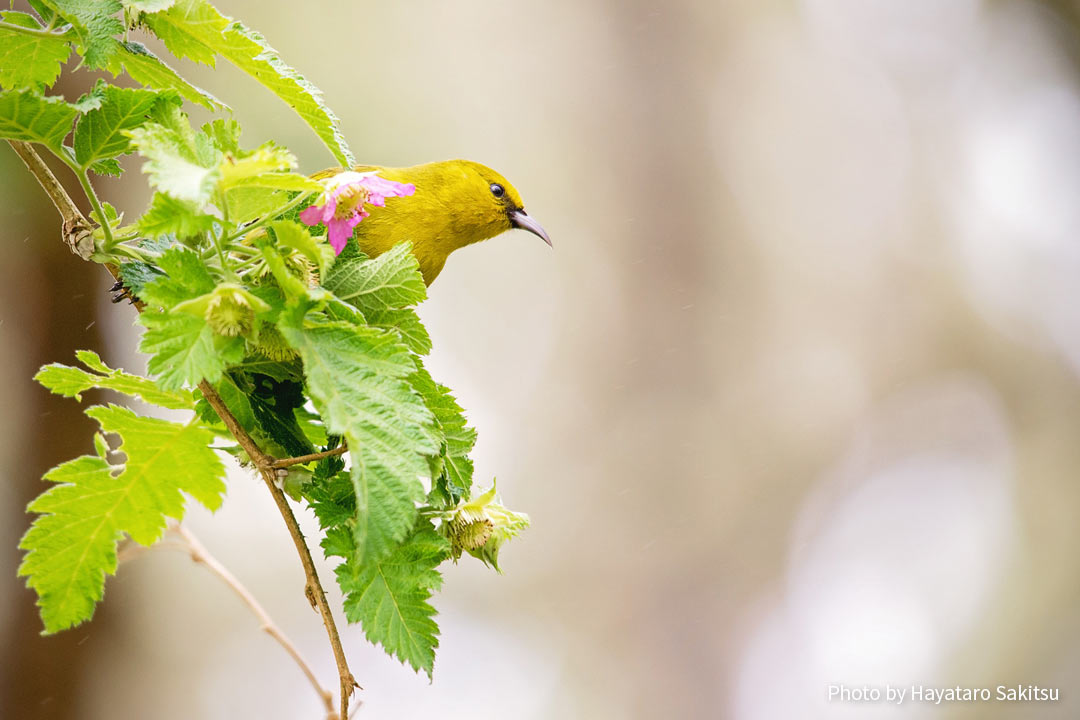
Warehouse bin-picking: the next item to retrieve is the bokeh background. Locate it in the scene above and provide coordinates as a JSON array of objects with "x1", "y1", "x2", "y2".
[{"x1": 4, "y1": 0, "x2": 1080, "y2": 718}]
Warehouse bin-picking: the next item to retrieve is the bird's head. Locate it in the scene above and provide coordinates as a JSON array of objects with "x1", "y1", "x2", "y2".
[{"x1": 433, "y1": 160, "x2": 551, "y2": 250}]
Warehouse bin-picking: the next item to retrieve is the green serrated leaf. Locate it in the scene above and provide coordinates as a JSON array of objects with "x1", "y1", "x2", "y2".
[
  {"x1": 136, "y1": 246, "x2": 215, "y2": 308},
  {"x1": 0, "y1": 12, "x2": 72, "y2": 91},
  {"x1": 139, "y1": 310, "x2": 245, "y2": 390},
  {"x1": 39, "y1": 0, "x2": 122, "y2": 69},
  {"x1": 218, "y1": 143, "x2": 296, "y2": 188},
  {"x1": 89, "y1": 157, "x2": 122, "y2": 176},
  {"x1": 137, "y1": 191, "x2": 215, "y2": 239},
  {"x1": 305, "y1": 468, "x2": 354, "y2": 532},
  {"x1": 35, "y1": 349, "x2": 193, "y2": 409},
  {"x1": 410, "y1": 363, "x2": 475, "y2": 504},
  {"x1": 211, "y1": 372, "x2": 255, "y2": 431},
  {"x1": 367, "y1": 307, "x2": 431, "y2": 355},
  {"x1": 334, "y1": 521, "x2": 450, "y2": 678},
  {"x1": 323, "y1": 243, "x2": 427, "y2": 314},
  {"x1": 118, "y1": 258, "x2": 166, "y2": 299},
  {"x1": 294, "y1": 406, "x2": 328, "y2": 449},
  {"x1": 110, "y1": 40, "x2": 222, "y2": 111},
  {"x1": 323, "y1": 245, "x2": 430, "y2": 352},
  {"x1": 73, "y1": 82, "x2": 163, "y2": 170},
  {"x1": 202, "y1": 116, "x2": 241, "y2": 154},
  {"x1": 143, "y1": 0, "x2": 352, "y2": 165},
  {"x1": 409, "y1": 365, "x2": 476, "y2": 458},
  {"x1": 279, "y1": 313, "x2": 438, "y2": 564},
  {"x1": 125, "y1": 119, "x2": 220, "y2": 203},
  {"x1": 0, "y1": 90, "x2": 76, "y2": 151},
  {"x1": 136, "y1": 248, "x2": 247, "y2": 389},
  {"x1": 72, "y1": 83, "x2": 105, "y2": 112},
  {"x1": 18, "y1": 404, "x2": 225, "y2": 633}
]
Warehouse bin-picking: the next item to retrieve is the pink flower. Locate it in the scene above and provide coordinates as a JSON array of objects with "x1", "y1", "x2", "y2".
[{"x1": 299, "y1": 171, "x2": 416, "y2": 254}]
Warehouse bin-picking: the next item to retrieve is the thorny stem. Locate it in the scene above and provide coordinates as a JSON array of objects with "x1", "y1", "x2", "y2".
[
  {"x1": 9, "y1": 139, "x2": 358, "y2": 720},
  {"x1": 161, "y1": 523, "x2": 336, "y2": 717}
]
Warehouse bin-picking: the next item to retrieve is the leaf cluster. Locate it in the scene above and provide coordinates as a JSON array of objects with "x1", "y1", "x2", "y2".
[{"x1": 2, "y1": 0, "x2": 524, "y2": 680}]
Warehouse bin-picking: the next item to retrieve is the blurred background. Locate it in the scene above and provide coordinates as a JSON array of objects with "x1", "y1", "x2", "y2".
[{"x1": 3, "y1": 0, "x2": 1080, "y2": 718}]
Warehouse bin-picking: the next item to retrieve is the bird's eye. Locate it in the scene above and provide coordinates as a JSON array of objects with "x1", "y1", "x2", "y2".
[{"x1": 490, "y1": 183, "x2": 505, "y2": 198}]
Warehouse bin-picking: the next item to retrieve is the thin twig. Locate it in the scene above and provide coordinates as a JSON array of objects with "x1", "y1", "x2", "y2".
[
  {"x1": 9, "y1": 139, "x2": 358, "y2": 720},
  {"x1": 163, "y1": 522, "x2": 336, "y2": 717},
  {"x1": 271, "y1": 444, "x2": 348, "y2": 469}
]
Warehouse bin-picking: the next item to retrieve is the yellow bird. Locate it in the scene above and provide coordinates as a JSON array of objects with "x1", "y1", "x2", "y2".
[{"x1": 309, "y1": 160, "x2": 551, "y2": 285}]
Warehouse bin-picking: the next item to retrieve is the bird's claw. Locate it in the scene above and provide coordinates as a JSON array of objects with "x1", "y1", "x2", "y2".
[{"x1": 108, "y1": 279, "x2": 136, "y2": 305}]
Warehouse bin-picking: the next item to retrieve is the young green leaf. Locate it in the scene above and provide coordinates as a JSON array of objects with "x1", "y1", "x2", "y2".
[
  {"x1": 109, "y1": 41, "x2": 222, "y2": 111},
  {"x1": 139, "y1": 311, "x2": 245, "y2": 390},
  {"x1": 137, "y1": 246, "x2": 215, "y2": 308},
  {"x1": 0, "y1": 90, "x2": 76, "y2": 152},
  {"x1": 0, "y1": 12, "x2": 71, "y2": 90},
  {"x1": 18, "y1": 404, "x2": 226, "y2": 633},
  {"x1": 217, "y1": 143, "x2": 297, "y2": 188},
  {"x1": 134, "y1": 247, "x2": 248, "y2": 389},
  {"x1": 142, "y1": 0, "x2": 353, "y2": 166},
  {"x1": 73, "y1": 82, "x2": 165, "y2": 171},
  {"x1": 137, "y1": 191, "x2": 216, "y2": 239},
  {"x1": 331, "y1": 521, "x2": 450, "y2": 678},
  {"x1": 38, "y1": 0, "x2": 123, "y2": 69},
  {"x1": 126, "y1": 120, "x2": 221, "y2": 203},
  {"x1": 35, "y1": 349, "x2": 194, "y2": 409}
]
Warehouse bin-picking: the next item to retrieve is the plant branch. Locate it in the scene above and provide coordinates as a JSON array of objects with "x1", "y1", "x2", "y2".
[
  {"x1": 271, "y1": 444, "x2": 348, "y2": 469},
  {"x1": 7, "y1": 140, "x2": 94, "y2": 260},
  {"x1": 198, "y1": 381, "x2": 358, "y2": 720},
  {"x1": 163, "y1": 522, "x2": 335, "y2": 717},
  {"x1": 10, "y1": 138, "x2": 358, "y2": 720}
]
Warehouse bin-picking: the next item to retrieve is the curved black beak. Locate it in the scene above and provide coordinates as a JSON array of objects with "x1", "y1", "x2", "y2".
[{"x1": 509, "y1": 209, "x2": 552, "y2": 247}]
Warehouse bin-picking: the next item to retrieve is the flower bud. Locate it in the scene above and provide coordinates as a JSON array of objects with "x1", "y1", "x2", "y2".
[
  {"x1": 440, "y1": 482, "x2": 529, "y2": 572},
  {"x1": 206, "y1": 288, "x2": 255, "y2": 337}
]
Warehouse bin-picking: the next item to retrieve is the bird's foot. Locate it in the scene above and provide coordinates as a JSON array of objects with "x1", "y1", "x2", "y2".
[{"x1": 108, "y1": 279, "x2": 136, "y2": 305}]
